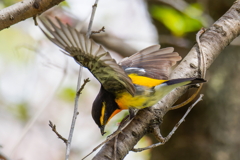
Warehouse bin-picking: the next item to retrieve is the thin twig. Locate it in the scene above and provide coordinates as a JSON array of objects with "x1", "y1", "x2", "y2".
[
  {"x1": 33, "y1": 16, "x2": 38, "y2": 26},
  {"x1": 77, "y1": 78, "x2": 91, "y2": 95},
  {"x1": 65, "y1": 77, "x2": 90, "y2": 160},
  {"x1": 196, "y1": 28, "x2": 207, "y2": 78},
  {"x1": 132, "y1": 94, "x2": 204, "y2": 152},
  {"x1": 10, "y1": 57, "x2": 68, "y2": 157},
  {"x1": 65, "y1": 1, "x2": 100, "y2": 159},
  {"x1": 87, "y1": 0, "x2": 99, "y2": 38},
  {"x1": 170, "y1": 28, "x2": 206, "y2": 110},
  {"x1": 92, "y1": 26, "x2": 105, "y2": 34},
  {"x1": 82, "y1": 116, "x2": 134, "y2": 160},
  {"x1": 132, "y1": 29, "x2": 207, "y2": 151},
  {"x1": 49, "y1": 121, "x2": 68, "y2": 144}
]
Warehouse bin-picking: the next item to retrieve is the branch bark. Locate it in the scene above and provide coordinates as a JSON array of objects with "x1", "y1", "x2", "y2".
[
  {"x1": 0, "y1": 0, "x2": 63, "y2": 31},
  {"x1": 93, "y1": 1, "x2": 240, "y2": 159},
  {"x1": 91, "y1": 34, "x2": 138, "y2": 57}
]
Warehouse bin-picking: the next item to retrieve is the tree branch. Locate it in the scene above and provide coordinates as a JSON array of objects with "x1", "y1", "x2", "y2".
[
  {"x1": 0, "y1": 0, "x2": 63, "y2": 31},
  {"x1": 91, "y1": 33, "x2": 138, "y2": 57},
  {"x1": 65, "y1": 0, "x2": 99, "y2": 159},
  {"x1": 93, "y1": 1, "x2": 240, "y2": 159},
  {"x1": 132, "y1": 94, "x2": 204, "y2": 152}
]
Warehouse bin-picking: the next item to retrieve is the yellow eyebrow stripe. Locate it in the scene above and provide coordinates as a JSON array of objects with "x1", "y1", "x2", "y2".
[
  {"x1": 128, "y1": 73, "x2": 167, "y2": 87},
  {"x1": 100, "y1": 101, "x2": 106, "y2": 126}
]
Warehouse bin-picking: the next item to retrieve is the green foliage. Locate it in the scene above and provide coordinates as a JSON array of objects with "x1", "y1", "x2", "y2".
[
  {"x1": 0, "y1": 0, "x2": 20, "y2": 8},
  {"x1": 16, "y1": 103, "x2": 29, "y2": 122},
  {"x1": 150, "y1": 4, "x2": 203, "y2": 36},
  {"x1": 60, "y1": 1, "x2": 70, "y2": 8},
  {"x1": 8, "y1": 102, "x2": 30, "y2": 122},
  {"x1": 58, "y1": 87, "x2": 76, "y2": 102},
  {"x1": 184, "y1": 3, "x2": 203, "y2": 17}
]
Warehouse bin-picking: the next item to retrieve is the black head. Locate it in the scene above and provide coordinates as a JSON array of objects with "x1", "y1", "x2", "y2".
[{"x1": 92, "y1": 86, "x2": 121, "y2": 135}]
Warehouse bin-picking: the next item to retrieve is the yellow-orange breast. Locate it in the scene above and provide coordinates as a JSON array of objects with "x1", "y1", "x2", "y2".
[{"x1": 115, "y1": 74, "x2": 167, "y2": 110}]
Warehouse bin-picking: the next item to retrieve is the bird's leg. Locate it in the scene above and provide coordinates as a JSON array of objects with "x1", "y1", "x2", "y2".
[
  {"x1": 111, "y1": 108, "x2": 139, "y2": 137},
  {"x1": 115, "y1": 107, "x2": 138, "y2": 133},
  {"x1": 129, "y1": 107, "x2": 138, "y2": 120},
  {"x1": 112, "y1": 108, "x2": 139, "y2": 159}
]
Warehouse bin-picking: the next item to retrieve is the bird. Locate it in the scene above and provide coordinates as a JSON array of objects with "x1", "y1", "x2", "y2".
[{"x1": 39, "y1": 17, "x2": 206, "y2": 135}]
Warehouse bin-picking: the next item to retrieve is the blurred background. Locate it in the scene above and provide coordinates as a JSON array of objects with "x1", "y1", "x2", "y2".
[{"x1": 0, "y1": 0, "x2": 240, "y2": 159}]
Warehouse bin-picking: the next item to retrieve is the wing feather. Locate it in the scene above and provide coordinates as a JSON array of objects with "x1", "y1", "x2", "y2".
[
  {"x1": 39, "y1": 17, "x2": 135, "y2": 95},
  {"x1": 119, "y1": 45, "x2": 182, "y2": 80}
]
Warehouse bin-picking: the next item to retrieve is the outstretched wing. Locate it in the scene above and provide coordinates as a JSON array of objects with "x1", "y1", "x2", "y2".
[
  {"x1": 39, "y1": 17, "x2": 135, "y2": 95},
  {"x1": 119, "y1": 45, "x2": 182, "y2": 80}
]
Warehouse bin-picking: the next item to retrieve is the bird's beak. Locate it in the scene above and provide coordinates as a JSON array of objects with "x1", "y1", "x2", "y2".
[{"x1": 100, "y1": 125, "x2": 106, "y2": 136}]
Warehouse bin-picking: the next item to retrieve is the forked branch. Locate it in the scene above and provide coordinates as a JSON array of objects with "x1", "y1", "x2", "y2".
[
  {"x1": 132, "y1": 94, "x2": 204, "y2": 152},
  {"x1": 93, "y1": 1, "x2": 240, "y2": 159}
]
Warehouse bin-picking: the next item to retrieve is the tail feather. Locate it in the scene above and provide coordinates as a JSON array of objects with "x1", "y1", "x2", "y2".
[{"x1": 166, "y1": 78, "x2": 206, "y2": 86}]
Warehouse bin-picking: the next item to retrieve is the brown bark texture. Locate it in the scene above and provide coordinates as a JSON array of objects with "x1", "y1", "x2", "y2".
[
  {"x1": 93, "y1": 1, "x2": 240, "y2": 159},
  {"x1": 0, "y1": 0, "x2": 63, "y2": 31}
]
